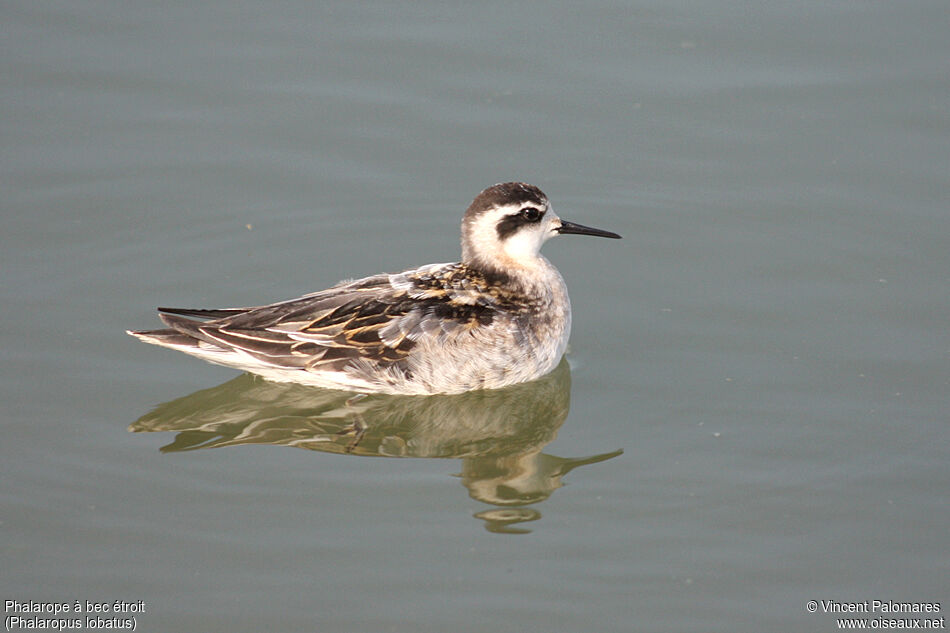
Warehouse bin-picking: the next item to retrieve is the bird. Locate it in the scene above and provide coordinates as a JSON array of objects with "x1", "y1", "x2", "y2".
[{"x1": 128, "y1": 182, "x2": 621, "y2": 395}]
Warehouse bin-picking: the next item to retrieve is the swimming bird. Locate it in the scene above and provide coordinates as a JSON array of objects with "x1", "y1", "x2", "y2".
[{"x1": 128, "y1": 182, "x2": 621, "y2": 395}]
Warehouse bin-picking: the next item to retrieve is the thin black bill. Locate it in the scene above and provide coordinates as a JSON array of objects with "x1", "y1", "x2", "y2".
[{"x1": 556, "y1": 220, "x2": 622, "y2": 239}]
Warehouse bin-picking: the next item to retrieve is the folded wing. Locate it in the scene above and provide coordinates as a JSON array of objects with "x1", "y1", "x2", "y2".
[{"x1": 138, "y1": 264, "x2": 509, "y2": 375}]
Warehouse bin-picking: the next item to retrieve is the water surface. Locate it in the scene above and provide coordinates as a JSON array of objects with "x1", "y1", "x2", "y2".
[{"x1": 2, "y1": 2, "x2": 948, "y2": 632}]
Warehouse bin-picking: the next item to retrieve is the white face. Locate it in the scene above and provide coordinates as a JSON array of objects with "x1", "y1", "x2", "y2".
[
  {"x1": 498, "y1": 204, "x2": 559, "y2": 259},
  {"x1": 463, "y1": 201, "x2": 561, "y2": 270}
]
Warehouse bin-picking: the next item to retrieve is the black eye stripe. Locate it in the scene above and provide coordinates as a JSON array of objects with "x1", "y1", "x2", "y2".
[{"x1": 495, "y1": 206, "x2": 545, "y2": 240}]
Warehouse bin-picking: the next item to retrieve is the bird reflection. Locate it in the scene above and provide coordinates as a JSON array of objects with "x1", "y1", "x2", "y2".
[{"x1": 130, "y1": 359, "x2": 621, "y2": 533}]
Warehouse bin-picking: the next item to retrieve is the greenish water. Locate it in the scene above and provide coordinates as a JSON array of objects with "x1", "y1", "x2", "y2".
[{"x1": 3, "y1": 2, "x2": 948, "y2": 632}]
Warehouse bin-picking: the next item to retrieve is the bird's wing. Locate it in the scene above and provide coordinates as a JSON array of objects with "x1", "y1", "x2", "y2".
[{"x1": 157, "y1": 263, "x2": 514, "y2": 372}]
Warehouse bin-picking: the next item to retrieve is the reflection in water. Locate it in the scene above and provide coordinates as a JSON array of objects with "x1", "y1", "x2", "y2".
[{"x1": 130, "y1": 359, "x2": 622, "y2": 533}]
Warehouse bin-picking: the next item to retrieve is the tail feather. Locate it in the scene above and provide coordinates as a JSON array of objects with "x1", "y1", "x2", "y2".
[
  {"x1": 126, "y1": 328, "x2": 200, "y2": 348},
  {"x1": 158, "y1": 306, "x2": 246, "y2": 319},
  {"x1": 157, "y1": 312, "x2": 232, "y2": 348},
  {"x1": 129, "y1": 313, "x2": 234, "y2": 354}
]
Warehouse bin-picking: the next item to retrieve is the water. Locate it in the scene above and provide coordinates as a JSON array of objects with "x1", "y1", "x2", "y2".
[{"x1": 3, "y1": 1, "x2": 948, "y2": 631}]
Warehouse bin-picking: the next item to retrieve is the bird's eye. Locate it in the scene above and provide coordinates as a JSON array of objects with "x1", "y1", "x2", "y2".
[{"x1": 519, "y1": 207, "x2": 543, "y2": 222}]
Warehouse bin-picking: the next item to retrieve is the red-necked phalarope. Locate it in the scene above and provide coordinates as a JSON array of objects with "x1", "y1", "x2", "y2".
[{"x1": 129, "y1": 182, "x2": 621, "y2": 394}]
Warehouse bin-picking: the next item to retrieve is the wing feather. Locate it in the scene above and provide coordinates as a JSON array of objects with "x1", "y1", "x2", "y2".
[{"x1": 152, "y1": 263, "x2": 528, "y2": 376}]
